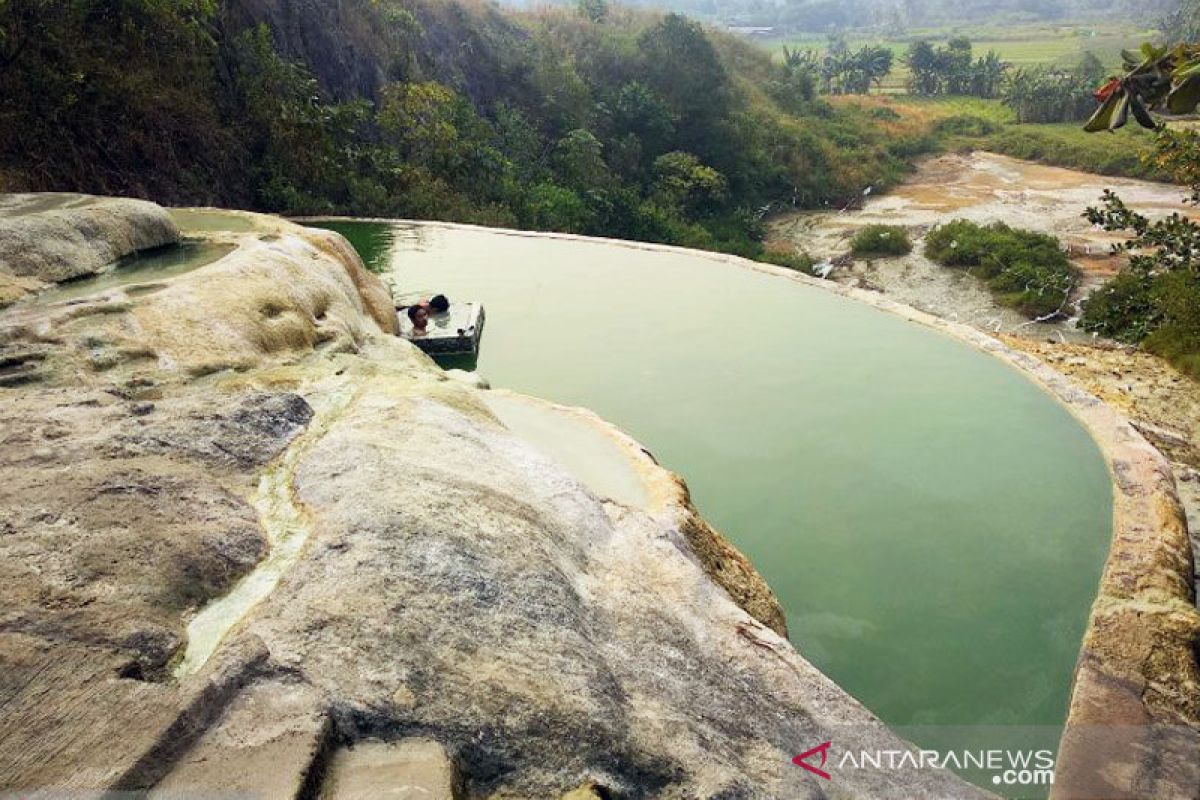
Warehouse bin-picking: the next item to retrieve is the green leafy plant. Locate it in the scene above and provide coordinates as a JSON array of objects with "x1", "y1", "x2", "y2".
[
  {"x1": 850, "y1": 225, "x2": 912, "y2": 257},
  {"x1": 757, "y1": 247, "x2": 815, "y2": 274},
  {"x1": 925, "y1": 220, "x2": 1077, "y2": 317},
  {"x1": 1081, "y1": 43, "x2": 1200, "y2": 377},
  {"x1": 1084, "y1": 43, "x2": 1200, "y2": 132}
]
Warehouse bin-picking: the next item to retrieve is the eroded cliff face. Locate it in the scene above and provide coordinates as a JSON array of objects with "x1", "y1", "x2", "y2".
[
  {"x1": 0, "y1": 197, "x2": 985, "y2": 798},
  {"x1": 225, "y1": 0, "x2": 532, "y2": 109}
]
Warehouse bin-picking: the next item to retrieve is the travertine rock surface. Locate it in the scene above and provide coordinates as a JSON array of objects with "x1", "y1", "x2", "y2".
[
  {"x1": 0, "y1": 193, "x2": 179, "y2": 304},
  {"x1": 0, "y1": 198, "x2": 988, "y2": 798}
]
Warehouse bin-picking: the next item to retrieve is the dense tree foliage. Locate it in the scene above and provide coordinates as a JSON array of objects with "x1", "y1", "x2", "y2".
[
  {"x1": 0, "y1": 0, "x2": 927, "y2": 258},
  {"x1": 1001, "y1": 54, "x2": 1106, "y2": 123},
  {"x1": 1078, "y1": 41, "x2": 1200, "y2": 377},
  {"x1": 782, "y1": 39, "x2": 893, "y2": 95},
  {"x1": 904, "y1": 39, "x2": 1005, "y2": 98},
  {"x1": 0, "y1": 0, "x2": 230, "y2": 200}
]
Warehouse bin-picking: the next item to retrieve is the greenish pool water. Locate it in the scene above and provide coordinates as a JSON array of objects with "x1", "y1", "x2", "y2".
[
  {"x1": 310, "y1": 220, "x2": 1111, "y2": 743},
  {"x1": 31, "y1": 241, "x2": 235, "y2": 305},
  {"x1": 305, "y1": 219, "x2": 395, "y2": 273}
]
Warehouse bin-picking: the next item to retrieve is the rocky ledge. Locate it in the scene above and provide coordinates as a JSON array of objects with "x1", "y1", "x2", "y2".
[
  {"x1": 0, "y1": 198, "x2": 985, "y2": 798},
  {"x1": 0, "y1": 193, "x2": 180, "y2": 306}
]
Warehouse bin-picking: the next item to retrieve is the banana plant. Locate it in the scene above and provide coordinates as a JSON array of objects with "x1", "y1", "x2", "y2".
[{"x1": 1085, "y1": 43, "x2": 1200, "y2": 132}]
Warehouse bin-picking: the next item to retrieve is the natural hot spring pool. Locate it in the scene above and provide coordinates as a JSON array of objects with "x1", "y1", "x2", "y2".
[
  {"x1": 29, "y1": 241, "x2": 235, "y2": 305},
  {"x1": 309, "y1": 220, "x2": 1112, "y2": 753}
]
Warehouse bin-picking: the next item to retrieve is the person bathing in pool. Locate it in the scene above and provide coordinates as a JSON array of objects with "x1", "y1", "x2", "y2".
[
  {"x1": 397, "y1": 293, "x2": 448, "y2": 337},
  {"x1": 406, "y1": 305, "x2": 429, "y2": 337},
  {"x1": 397, "y1": 293, "x2": 449, "y2": 314}
]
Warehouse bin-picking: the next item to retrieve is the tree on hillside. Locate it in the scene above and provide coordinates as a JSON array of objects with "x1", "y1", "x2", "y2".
[
  {"x1": 379, "y1": 82, "x2": 463, "y2": 171},
  {"x1": 0, "y1": 0, "x2": 225, "y2": 200},
  {"x1": 651, "y1": 151, "x2": 727, "y2": 215},
  {"x1": 609, "y1": 81, "x2": 676, "y2": 162},
  {"x1": 576, "y1": 0, "x2": 609, "y2": 23},
  {"x1": 771, "y1": 47, "x2": 818, "y2": 109},
  {"x1": 553, "y1": 128, "x2": 610, "y2": 190},
  {"x1": 492, "y1": 102, "x2": 544, "y2": 181},
  {"x1": 231, "y1": 26, "x2": 372, "y2": 211},
  {"x1": 637, "y1": 13, "x2": 730, "y2": 141}
]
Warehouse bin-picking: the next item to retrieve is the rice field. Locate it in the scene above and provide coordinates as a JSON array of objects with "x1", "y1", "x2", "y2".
[{"x1": 770, "y1": 21, "x2": 1153, "y2": 94}]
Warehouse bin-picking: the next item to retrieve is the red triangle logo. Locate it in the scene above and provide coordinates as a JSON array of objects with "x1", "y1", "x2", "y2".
[{"x1": 793, "y1": 741, "x2": 832, "y2": 780}]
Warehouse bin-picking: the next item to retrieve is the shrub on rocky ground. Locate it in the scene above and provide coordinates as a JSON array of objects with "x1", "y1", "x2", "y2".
[
  {"x1": 850, "y1": 224, "x2": 912, "y2": 257},
  {"x1": 925, "y1": 219, "x2": 1077, "y2": 318}
]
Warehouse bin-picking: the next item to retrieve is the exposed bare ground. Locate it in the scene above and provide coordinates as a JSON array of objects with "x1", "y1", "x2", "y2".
[{"x1": 768, "y1": 151, "x2": 1196, "y2": 342}]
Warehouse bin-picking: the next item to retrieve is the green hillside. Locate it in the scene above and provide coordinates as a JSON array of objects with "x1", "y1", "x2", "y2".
[{"x1": 0, "y1": 0, "x2": 930, "y2": 257}]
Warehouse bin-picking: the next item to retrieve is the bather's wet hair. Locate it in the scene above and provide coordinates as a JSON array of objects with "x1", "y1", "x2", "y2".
[
  {"x1": 429, "y1": 294, "x2": 450, "y2": 313},
  {"x1": 407, "y1": 305, "x2": 425, "y2": 323}
]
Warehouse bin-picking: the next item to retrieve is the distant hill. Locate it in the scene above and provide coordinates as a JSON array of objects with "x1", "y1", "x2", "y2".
[
  {"x1": 0, "y1": 0, "x2": 927, "y2": 256},
  {"x1": 497, "y1": 0, "x2": 1166, "y2": 33}
]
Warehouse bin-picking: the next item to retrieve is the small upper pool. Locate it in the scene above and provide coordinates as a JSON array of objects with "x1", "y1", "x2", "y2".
[
  {"x1": 308, "y1": 220, "x2": 1112, "y2": 758},
  {"x1": 29, "y1": 241, "x2": 235, "y2": 305}
]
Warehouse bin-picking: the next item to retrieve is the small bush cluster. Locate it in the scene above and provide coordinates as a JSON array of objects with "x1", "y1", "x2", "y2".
[
  {"x1": 982, "y1": 128, "x2": 1164, "y2": 180},
  {"x1": 1087, "y1": 271, "x2": 1200, "y2": 379},
  {"x1": 933, "y1": 115, "x2": 1000, "y2": 137},
  {"x1": 1078, "y1": 271, "x2": 1157, "y2": 343},
  {"x1": 1079, "y1": 175, "x2": 1200, "y2": 379},
  {"x1": 850, "y1": 225, "x2": 912, "y2": 257},
  {"x1": 924, "y1": 220, "x2": 1077, "y2": 317},
  {"x1": 758, "y1": 246, "x2": 815, "y2": 274}
]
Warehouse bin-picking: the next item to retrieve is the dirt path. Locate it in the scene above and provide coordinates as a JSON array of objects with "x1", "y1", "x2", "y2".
[
  {"x1": 768, "y1": 151, "x2": 1195, "y2": 342},
  {"x1": 770, "y1": 150, "x2": 1193, "y2": 260}
]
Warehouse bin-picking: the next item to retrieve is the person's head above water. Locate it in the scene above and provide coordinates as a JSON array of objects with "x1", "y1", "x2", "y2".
[
  {"x1": 428, "y1": 294, "x2": 450, "y2": 313},
  {"x1": 407, "y1": 305, "x2": 429, "y2": 329}
]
